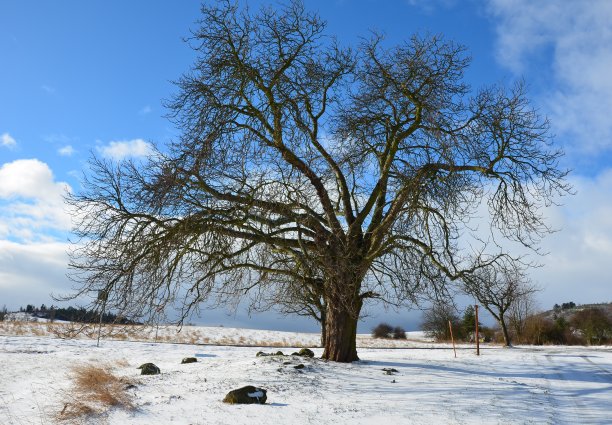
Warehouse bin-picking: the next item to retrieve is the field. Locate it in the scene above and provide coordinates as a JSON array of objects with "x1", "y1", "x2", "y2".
[{"x1": 1, "y1": 322, "x2": 611, "y2": 424}]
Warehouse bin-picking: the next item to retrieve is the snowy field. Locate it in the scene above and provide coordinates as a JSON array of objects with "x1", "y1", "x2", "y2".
[{"x1": 1, "y1": 327, "x2": 611, "y2": 424}]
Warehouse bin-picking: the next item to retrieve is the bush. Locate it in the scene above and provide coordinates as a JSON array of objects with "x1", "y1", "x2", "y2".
[
  {"x1": 372, "y1": 323, "x2": 394, "y2": 339},
  {"x1": 393, "y1": 326, "x2": 406, "y2": 339}
]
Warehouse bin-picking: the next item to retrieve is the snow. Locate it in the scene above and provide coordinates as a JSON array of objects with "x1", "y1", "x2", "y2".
[{"x1": 1, "y1": 325, "x2": 611, "y2": 424}]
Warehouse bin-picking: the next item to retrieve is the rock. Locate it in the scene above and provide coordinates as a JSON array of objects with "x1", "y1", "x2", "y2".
[
  {"x1": 181, "y1": 357, "x2": 198, "y2": 364},
  {"x1": 256, "y1": 350, "x2": 285, "y2": 357},
  {"x1": 382, "y1": 368, "x2": 399, "y2": 375},
  {"x1": 297, "y1": 348, "x2": 314, "y2": 358},
  {"x1": 223, "y1": 386, "x2": 267, "y2": 404},
  {"x1": 294, "y1": 363, "x2": 305, "y2": 369},
  {"x1": 138, "y1": 363, "x2": 160, "y2": 375}
]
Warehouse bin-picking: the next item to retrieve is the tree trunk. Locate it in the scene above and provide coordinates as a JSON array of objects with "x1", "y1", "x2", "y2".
[
  {"x1": 322, "y1": 301, "x2": 360, "y2": 362},
  {"x1": 499, "y1": 316, "x2": 512, "y2": 347},
  {"x1": 320, "y1": 309, "x2": 327, "y2": 348}
]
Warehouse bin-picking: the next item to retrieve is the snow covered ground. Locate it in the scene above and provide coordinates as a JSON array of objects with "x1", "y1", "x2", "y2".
[{"x1": 1, "y1": 327, "x2": 611, "y2": 424}]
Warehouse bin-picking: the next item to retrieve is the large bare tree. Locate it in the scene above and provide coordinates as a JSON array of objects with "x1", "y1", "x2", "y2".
[{"x1": 66, "y1": 0, "x2": 569, "y2": 362}]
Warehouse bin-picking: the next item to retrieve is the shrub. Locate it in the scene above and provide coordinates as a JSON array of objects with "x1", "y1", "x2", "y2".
[
  {"x1": 372, "y1": 323, "x2": 394, "y2": 339},
  {"x1": 393, "y1": 326, "x2": 406, "y2": 339}
]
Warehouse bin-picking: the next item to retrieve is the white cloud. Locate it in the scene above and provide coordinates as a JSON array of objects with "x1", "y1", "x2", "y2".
[
  {"x1": 529, "y1": 169, "x2": 612, "y2": 306},
  {"x1": 0, "y1": 240, "x2": 72, "y2": 308},
  {"x1": 404, "y1": 0, "x2": 456, "y2": 13},
  {"x1": 58, "y1": 145, "x2": 75, "y2": 156},
  {"x1": 487, "y1": 0, "x2": 612, "y2": 153},
  {"x1": 41, "y1": 85, "x2": 56, "y2": 94},
  {"x1": 0, "y1": 159, "x2": 75, "y2": 308},
  {"x1": 0, "y1": 159, "x2": 72, "y2": 241},
  {"x1": 1, "y1": 132, "x2": 17, "y2": 148},
  {"x1": 139, "y1": 105, "x2": 152, "y2": 115},
  {"x1": 98, "y1": 138, "x2": 153, "y2": 160}
]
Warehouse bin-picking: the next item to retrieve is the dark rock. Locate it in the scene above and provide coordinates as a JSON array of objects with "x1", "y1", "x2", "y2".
[
  {"x1": 223, "y1": 385, "x2": 267, "y2": 404},
  {"x1": 181, "y1": 357, "x2": 198, "y2": 364},
  {"x1": 138, "y1": 363, "x2": 160, "y2": 375},
  {"x1": 297, "y1": 348, "x2": 314, "y2": 358},
  {"x1": 382, "y1": 368, "x2": 399, "y2": 375},
  {"x1": 256, "y1": 351, "x2": 266, "y2": 357},
  {"x1": 275, "y1": 351, "x2": 285, "y2": 356},
  {"x1": 294, "y1": 363, "x2": 305, "y2": 369}
]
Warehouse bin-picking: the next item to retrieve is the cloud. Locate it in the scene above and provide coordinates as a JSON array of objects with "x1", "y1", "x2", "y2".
[
  {"x1": 0, "y1": 239, "x2": 74, "y2": 309},
  {"x1": 1, "y1": 133, "x2": 17, "y2": 148},
  {"x1": 0, "y1": 159, "x2": 72, "y2": 242},
  {"x1": 98, "y1": 138, "x2": 153, "y2": 160},
  {"x1": 58, "y1": 145, "x2": 75, "y2": 156},
  {"x1": 530, "y1": 169, "x2": 612, "y2": 305},
  {"x1": 41, "y1": 85, "x2": 56, "y2": 94},
  {"x1": 487, "y1": 0, "x2": 612, "y2": 154},
  {"x1": 139, "y1": 105, "x2": 152, "y2": 115}
]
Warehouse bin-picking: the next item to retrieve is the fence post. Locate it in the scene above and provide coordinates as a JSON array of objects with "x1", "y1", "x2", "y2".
[
  {"x1": 475, "y1": 304, "x2": 480, "y2": 356},
  {"x1": 448, "y1": 320, "x2": 457, "y2": 358}
]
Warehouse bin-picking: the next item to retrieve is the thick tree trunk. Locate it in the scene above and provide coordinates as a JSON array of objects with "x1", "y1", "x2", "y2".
[{"x1": 322, "y1": 302, "x2": 360, "y2": 362}]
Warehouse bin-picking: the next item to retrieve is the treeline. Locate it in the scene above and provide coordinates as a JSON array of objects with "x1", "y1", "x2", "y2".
[
  {"x1": 518, "y1": 304, "x2": 611, "y2": 345},
  {"x1": 420, "y1": 301, "x2": 612, "y2": 346},
  {"x1": 2, "y1": 304, "x2": 137, "y2": 325}
]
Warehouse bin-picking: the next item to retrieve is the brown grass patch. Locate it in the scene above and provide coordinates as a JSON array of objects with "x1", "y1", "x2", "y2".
[{"x1": 58, "y1": 364, "x2": 135, "y2": 423}]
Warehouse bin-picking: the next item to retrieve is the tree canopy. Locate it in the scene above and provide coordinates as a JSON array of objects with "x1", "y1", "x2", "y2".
[{"x1": 65, "y1": 0, "x2": 570, "y2": 362}]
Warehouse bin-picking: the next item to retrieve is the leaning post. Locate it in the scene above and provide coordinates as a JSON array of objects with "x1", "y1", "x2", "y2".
[{"x1": 448, "y1": 320, "x2": 457, "y2": 358}]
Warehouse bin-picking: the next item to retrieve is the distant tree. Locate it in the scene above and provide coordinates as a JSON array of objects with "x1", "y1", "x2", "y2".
[
  {"x1": 561, "y1": 302, "x2": 576, "y2": 310},
  {"x1": 461, "y1": 305, "x2": 478, "y2": 339},
  {"x1": 571, "y1": 308, "x2": 611, "y2": 345},
  {"x1": 463, "y1": 261, "x2": 539, "y2": 346},
  {"x1": 26, "y1": 304, "x2": 35, "y2": 313},
  {"x1": 0, "y1": 305, "x2": 7, "y2": 321},
  {"x1": 421, "y1": 302, "x2": 461, "y2": 341},
  {"x1": 508, "y1": 286, "x2": 538, "y2": 343},
  {"x1": 64, "y1": 0, "x2": 569, "y2": 362}
]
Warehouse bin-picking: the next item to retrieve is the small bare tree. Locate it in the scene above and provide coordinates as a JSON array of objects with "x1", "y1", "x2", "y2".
[
  {"x1": 420, "y1": 301, "x2": 461, "y2": 341},
  {"x1": 508, "y1": 286, "x2": 538, "y2": 343},
  {"x1": 464, "y1": 261, "x2": 539, "y2": 346}
]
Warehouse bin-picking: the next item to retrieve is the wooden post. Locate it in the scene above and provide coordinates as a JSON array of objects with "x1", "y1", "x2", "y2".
[
  {"x1": 97, "y1": 290, "x2": 108, "y2": 348},
  {"x1": 448, "y1": 320, "x2": 457, "y2": 358},
  {"x1": 475, "y1": 304, "x2": 480, "y2": 356}
]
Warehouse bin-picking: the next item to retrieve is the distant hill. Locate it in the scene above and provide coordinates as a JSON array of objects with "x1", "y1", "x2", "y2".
[{"x1": 538, "y1": 302, "x2": 612, "y2": 322}]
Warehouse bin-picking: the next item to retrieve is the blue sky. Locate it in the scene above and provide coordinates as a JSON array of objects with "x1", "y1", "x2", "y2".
[{"x1": 1, "y1": 0, "x2": 611, "y2": 332}]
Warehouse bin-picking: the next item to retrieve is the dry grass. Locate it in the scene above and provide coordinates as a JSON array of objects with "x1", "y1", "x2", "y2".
[{"x1": 58, "y1": 364, "x2": 135, "y2": 423}]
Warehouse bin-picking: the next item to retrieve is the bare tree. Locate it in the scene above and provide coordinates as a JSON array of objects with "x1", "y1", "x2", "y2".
[
  {"x1": 464, "y1": 262, "x2": 539, "y2": 346},
  {"x1": 420, "y1": 301, "x2": 461, "y2": 342},
  {"x1": 64, "y1": 0, "x2": 569, "y2": 362},
  {"x1": 508, "y1": 285, "x2": 538, "y2": 343}
]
